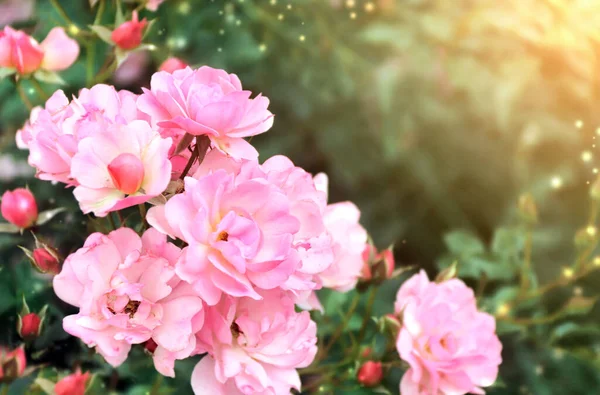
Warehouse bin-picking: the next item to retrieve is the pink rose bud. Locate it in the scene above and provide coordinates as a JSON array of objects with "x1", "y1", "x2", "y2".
[
  {"x1": 0, "y1": 26, "x2": 78, "y2": 74},
  {"x1": 32, "y1": 247, "x2": 60, "y2": 274},
  {"x1": 357, "y1": 361, "x2": 383, "y2": 387},
  {"x1": 111, "y1": 11, "x2": 147, "y2": 50},
  {"x1": 1, "y1": 188, "x2": 38, "y2": 228},
  {"x1": 55, "y1": 369, "x2": 90, "y2": 395},
  {"x1": 159, "y1": 57, "x2": 188, "y2": 73},
  {"x1": 18, "y1": 313, "x2": 41, "y2": 339},
  {"x1": 379, "y1": 248, "x2": 395, "y2": 279},
  {"x1": 360, "y1": 244, "x2": 374, "y2": 281},
  {"x1": 0, "y1": 26, "x2": 43, "y2": 74},
  {"x1": 0, "y1": 346, "x2": 26, "y2": 383},
  {"x1": 107, "y1": 153, "x2": 145, "y2": 195},
  {"x1": 144, "y1": 338, "x2": 158, "y2": 354}
]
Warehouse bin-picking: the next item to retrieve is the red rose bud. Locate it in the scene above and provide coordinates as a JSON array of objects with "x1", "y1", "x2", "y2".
[
  {"x1": 144, "y1": 338, "x2": 158, "y2": 354},
  {"x1": 55, "y1": 369, "x2": 90, "y2": 395},
  {"x1": 32, "y1": 247, "x2": 60, "y2": 274},
  {"x1": 373, "y1": 247, "x2": 395, "y2": 280},
  {"x1": 357, "y1": 361, "x2": 383, "y2": 387},
  {"x1": 107, "y1": 153, "x2": 145, "y2": 195},
  {"x1": 111, "y1": 11, "x2": 147, "y2": 50},
  {"x1": 0, "y1": 346, "x2": 26, "y2": 383},
  {"x1": 159, "y1": 57, "x2": 188, "y2": 73},
  {"x1": 1, "y1": 188, "x2": 38, "y2": 229},
  {"x1": 18, "y1": 313, "x2": 41, "y2": 339}
]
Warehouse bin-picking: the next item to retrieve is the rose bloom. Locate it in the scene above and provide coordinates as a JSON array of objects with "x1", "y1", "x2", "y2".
[
  {"x1": 53, "y1": 228, "x2": 204, "y2": 375},
  {"x1": 192, "y1": 290, "x2": 317, "y2": 394},
  {"x1": 394, "y1": 271, "x2": 502, "y2": 395},
  {"x1": 148, "y1": 149, "x2": 340, "y2": 306},
  {"x1": 71, "y1": 119, "x2": 172, "y2": 216},
  {"x1": 312, "y1": 173, "x2": 368, "y2": 292},
  {"x1": 16, "y1": 85, "x2": 146, "y2": 184},
  {"x1": 0, "y1": 26, "x2": 78, "y2": 74},
  {"x1": 137, "y1": 66, "x2": 273, "y2": 159}
]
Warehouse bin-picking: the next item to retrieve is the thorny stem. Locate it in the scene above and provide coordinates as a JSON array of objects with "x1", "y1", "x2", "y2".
[
  {"x1": 357, "y1": 287, "x2": 377, "y2": 343},
  {"x1": 319, "y1": 293, "x2": 360, "y2": 360},
  {"x1": 50, "y1": 0, "x2": 76, "y2": 26},
  {"x1": 30, "y1": 78, "x2": 49, "y2": 101},
  {"x1": 86, "y1": 42, "x2": 95, "y2": 87},
  {"x1": 15, "y1": 79, "x2": 33, "y2": 110}
]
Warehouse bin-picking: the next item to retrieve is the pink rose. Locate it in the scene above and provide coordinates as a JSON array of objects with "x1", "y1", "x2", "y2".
[
  {"x1": 313, "y1": 174, "x2": 368, "y2": 292},
  {"x1": 395, "y1": 271, "x2": 502, "y2": 395},
  {"x1": 16, "y1": 85, "x2": 146, "y2": 184},
  {"x1": 137, "y1": 66, "x2": 273, "y2": 159},
  {"x1": 53, "y1": 228, "x2": 204, "y2": 373},
  {"x1": 71, "y1": 120, "x2": 172, "y2": 216},
  {"x1": 0, "y1": 26, "x2": 79, "y2": 74},
  {"x1": 192, "y1": 290, "x2": 317, "y2": 394},
  {"x1": 147, "y1": 161, "x2": 301, "y2": 304}
]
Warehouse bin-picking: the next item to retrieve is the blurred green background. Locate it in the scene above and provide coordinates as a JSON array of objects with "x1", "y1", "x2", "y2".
[{"x1": 3, "y1": 0, "x2": 600, "y2": 393}]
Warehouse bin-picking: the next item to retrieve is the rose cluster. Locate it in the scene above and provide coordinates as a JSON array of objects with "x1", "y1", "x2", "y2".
[{"x1": 15, "y1": 65, "x2": 370, "y2": 394}]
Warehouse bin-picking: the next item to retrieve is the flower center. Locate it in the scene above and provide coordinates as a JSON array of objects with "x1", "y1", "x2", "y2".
[
  {"x1": 217, "y1": 231, "x2": 229, "y2": 242},
  {"x1": 123, "y1": 300, "x2": 140, "y2": 318},
  {"x1": 107, "y1": 153, "x2": 145, "y2": 195},
  {"x1": 231, "y1": 321, "x2": 242, "y2": 337}
]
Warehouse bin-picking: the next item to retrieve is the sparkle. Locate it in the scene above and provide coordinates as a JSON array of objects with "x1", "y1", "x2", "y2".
[
  {"x1": 259, "y1": 43, "x2": 267, "y2": 52},
  {"x1": 270, "y1": 0, "x2": 277, "y2": 4},
  {"x1": 287, "y1": 4, "x2": 292, "y2": 9},
  {"x1": 299, "y1": 35, "x2": 306, "y2": 42},
  {"x1": 597, "y1": 127, "x2": 600, "y2": 136},
  {"x1": 496, "y1": 303, "x2": 510, "y2": 317},
  {"x1": 574, "y1": 286, "x2": 583, "y2": 296},
  {"x1": 236, "y1": 19, "x2": 241, "y2": 26},
  {"x1": 147, "y1": 44, "x2": 157, "y2": 51},
  {"x1": 68, "y1": 24, "x2": 80, "y2": 36},
  {"x1": 594, "y1": 168, "x2": 599, "y2": 174},
  {"x1": 178, "y1": 1, "x2": 191, "y2": 13},
  {"x1": 219, "y1": 10, "x2": 224, "y2": 15},
  {"x1": 594, "y1": 256, "x2": 600, "y2": 266},
  {"x1": 365, "y1": 2, "x2": 375, "y2": 11},
  {"x1": 575, "y1": 120, "x2": 584, "y2": 129},
  {"x1": 550, "y1": 176, "x2": 563, "y2": 189},
  {"x1": 219, "y1": 29, "x2": 225, "y2": 35},
  {"x1": 346, "y1": 0, "x2": 355, "y2": 7},
  {"x1": 582, "y1": 151, "x2": 593, "y2": 162},
  {"x1": 587, "y1": 225, "x2": 597, "y2": 237},
  {"x1": 218, "y1": 47, "x2": 223, "y2": 52},
  {"x1": 350, "y1": 11, "x2": 357, "y2": 19},
  {"x1": 562, "y1": 267, "x2": 574, "y2": 279},
  {"x1": 278, "y1": 13, "x2": 284, "y2": 20},
  {"x1": 535, "y1": 365, "x2": 544, "y2": 375}
]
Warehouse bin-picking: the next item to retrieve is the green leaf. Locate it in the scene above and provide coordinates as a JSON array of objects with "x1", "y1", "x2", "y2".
[
  {"x1": 34, "y1": 377, "x2": 56, "y2": 395},
  {"x1": 36, "y1": 207, "x2": 66, "y2": 226},
  {"x1": 33, "y1": 70, "x2": 65, "y2": 85},
  {"x1": 0, "y1": 68, "x2": 16, "y2": 80},
  {"x1": 0, "y1": 223, "x2": 20, "y2": 233},
  {"x1": 561, "y1": 296, "x2": 598, "y2": 317},
  {"x1": 89, "y1": 24, "x2": 114, "y2": 45},
  {"x1": 443, "y1": 230, "x2": 485, "y2": 256}
]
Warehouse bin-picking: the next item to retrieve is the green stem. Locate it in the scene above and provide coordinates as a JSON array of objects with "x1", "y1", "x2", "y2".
[
  {"x1": 50, "y1": 0, "x2": 76, "y2": 26},
  {"x1": 319, "y1": 293, "x2": 360, "y2": 360},
  {"x1": 519, "y1": 227, "x2": 533, "y2": 295},
  {"x1": 108, "y1": 213, "x2": 117, "y2": 230},
  {"x1": 15, "y1": 79, "x2": 33, "y2": 110},
  {"x1": 30, "y1": 78, "x2": 49, "y2": 101},
  {"x1": 357, "y1": 287, "x2": 377, "y2": 343},
  {"x1": 138, "y1": 204, "x2": 147, "y2": 231},
  {"x1": 86, "y1": 42, "x2": 95, "y2": 87},
  {"x1": 94, "y1": 0, "x2": 106, "y2": 25}
]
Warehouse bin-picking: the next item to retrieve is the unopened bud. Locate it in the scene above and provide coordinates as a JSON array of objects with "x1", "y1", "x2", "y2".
[
  {"x1": 0, "y1": 346, "x2": 26, "y2": 383},
  {"x1": 357, "y1": 361, "x2": 383, "y2": 387},
  {"x1": 17, "y1": 313, "x2": 42, "y2": 340},
  {"x1": 1, "y1": 188, "x2": 38, "y2": 229},
  {"x1": 518, "y1": 193, "x2": 538, "y2": 225}
]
